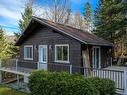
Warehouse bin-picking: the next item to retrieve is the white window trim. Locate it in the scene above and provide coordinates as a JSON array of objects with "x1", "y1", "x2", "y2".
[
  {"x1": 24, "y1": 45, "x2": 33, "y2": 60},
  {"x1": 55, "y1": 44, "x2": 70, "y2": 63},
  {"x1": 38, "y1": 45, "x2": 48, "y2": 63}
]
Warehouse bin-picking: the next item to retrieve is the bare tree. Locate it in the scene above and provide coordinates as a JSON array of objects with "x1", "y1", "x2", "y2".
[
  {"x1": 25, "y1": 0, "x2": 35, "y2": 7},
  {"x1": 27, "y1": 0, "x2": 92, "y2": 32},
  {"x1": 74, "y1": 12, "x2": 84, "y2": 29},
  {"x1": 38, "y1": 0, "x2": 71, "y2": 24},
  {"x1": 68, "y1": 12, "x2": 88, "y2": 31}
]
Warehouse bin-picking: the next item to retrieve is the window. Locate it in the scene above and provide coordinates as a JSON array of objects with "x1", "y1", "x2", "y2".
[
  {"x1": 24, "y1": 45, "x2": 33, "y2": 60},
  {"x1": 55, "y1": 44, "x2": 69, "y2": 63}
]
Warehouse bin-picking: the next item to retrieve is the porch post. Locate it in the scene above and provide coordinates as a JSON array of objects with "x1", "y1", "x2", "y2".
[
  {"x1": 16, "y1": 59, "x2": 18, "y2": 71},
  {"x1": 24, "y1": 75, "x2": 29, "y2": 83},
  {"x1": 124, "y1": 70, "x2": 127, "y2": 95},
  {"x1": 110, "y1": 56, "x2": 112, "y2": 66},
  {"x1": 37, "y1": 62, "x2": 40, "y2": 70},
  {"x1": 111, "y1": 47, "x2": 114, "y2": 66},
  {"x1": 69, "y1": 64, "x2": 72, "y2": 74},
  {"x1": 17, "y1": 74, "x2": 20, "y2": 89}
]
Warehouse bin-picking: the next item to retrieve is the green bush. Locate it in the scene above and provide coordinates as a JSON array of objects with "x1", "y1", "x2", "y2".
[
  {"x1": 28, "y1": 71, "x2": 115, "y2": 95},
  {"x1": 86, "y1": 77, "x2": 115, "y2": 95},
  {"x1": 28, "y1": 71, "x2": 97, "y2": 95}
]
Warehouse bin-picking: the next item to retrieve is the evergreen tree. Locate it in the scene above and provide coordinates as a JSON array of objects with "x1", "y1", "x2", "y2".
[
  {"x1": 83, "y1": 2, "x2": 93, "y2": 32},
  {"x1": 0, "y1": 28, "x2": 11, "y2": 59},
  {"x1": 94, "y1": 0, "x2": 123, "y2": 43},
  {"x1": 17, "y1": 6, "x2": 33, "y2": 38},
  {"x1": 116, "y1": 0, "x2": 127, "y2": 56},
  {"x1": 83, "y1": 2, "x2": 92, "y2": 23},
  {"x1": 94, "y1": 0, "x2": 127, "y2": 57},
  {"x1": 11, "y1": 3, "x2": 33, "y2": 58},
  {"x1": 19, "y1": 6, "x2": 32, "y2": 32}
]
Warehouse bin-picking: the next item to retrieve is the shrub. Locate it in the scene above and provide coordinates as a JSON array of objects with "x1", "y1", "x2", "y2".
[
  {"x1": 28, "y1": 71, "x2": 97, "y2": 95},
  {"x1": 28, "y1": 71, "x2": 115, "y2": 95},
  {"x1": 86, "y1": 77, "x2": 115, "y2": 95}
]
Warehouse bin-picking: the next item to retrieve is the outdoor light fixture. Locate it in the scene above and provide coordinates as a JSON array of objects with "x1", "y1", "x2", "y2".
[
  {"x1": 49, "y1": 45, "x2": 52, "y2": 50},
  {"x1": 34, "y1": 45, "x2": 38, "y2": 50}
]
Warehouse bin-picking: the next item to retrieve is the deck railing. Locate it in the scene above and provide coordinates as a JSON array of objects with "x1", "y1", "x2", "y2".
[
  {"x1": 0, "y1": 59, "x2": 36, "y2": 75},
  {"x1": 48, "y1": 63, "x2": 126, "y2": 94},
  {"x1": 0, "y1": 60, "x2": 127, "y2": 94},
  {"x1": 0, "y1": 59, "x2": 18, "y2": 70}
]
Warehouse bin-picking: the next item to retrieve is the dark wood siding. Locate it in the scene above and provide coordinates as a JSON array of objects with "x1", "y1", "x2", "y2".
[
  {"x1": 18, "y1": 26, "x2": 81, "y2": 69},
  {"x1": 101, "y1": 46, "x2": 112, "y2": 68},
  {"x1": 81, "y1": 44, "x2": 111, "y2": 69}
]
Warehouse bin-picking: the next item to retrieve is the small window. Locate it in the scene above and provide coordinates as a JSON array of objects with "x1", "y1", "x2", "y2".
[
  {"x1": 55, "y1": 44, "x2": 69, "y2": 63},
  {"x1": 24, "y1": 45, "x2": 33, "y2": 60}
]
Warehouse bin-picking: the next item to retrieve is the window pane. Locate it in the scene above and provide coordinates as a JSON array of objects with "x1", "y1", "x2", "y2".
[
  {"x1": 24, "y1": 48, "x2": 27, "y2": 58},
  {"x1": 24, "y1": 46, "x2": 32, "y2": 59},
  {"x1": 96, "y1": 48, "x2": 99, "y2": 68},
  {"x1": 26, "y1": 48, "x2": 28, "y2": 58},
  {"x1": 27, "y1": 48, "x2": 29, "y2": 58},
  {"x1": 29, "y1": 47, "x2": 32, "y2": 58},
  {"x1": 28, "y1": 47, "x2": 32, "y2": 58},
  {"x1": 43, "y1": 48, "x2": 47, "y2": 62},
  {"x1": 63, "y1": 46, "x2": 68, "y2": 61},
  {"x1": 57, "y1": 46, "x2": 62, "y2": 60},
  {"x1": 55, "y1": 45, "x2": 69, "y2": 62}
]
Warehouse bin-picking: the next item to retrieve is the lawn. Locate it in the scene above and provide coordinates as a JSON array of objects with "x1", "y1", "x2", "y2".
[{"x1": 0, "y1": 86, "x2": 28, "y2": 95}]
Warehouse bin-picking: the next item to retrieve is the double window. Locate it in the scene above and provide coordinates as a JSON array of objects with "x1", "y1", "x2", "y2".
[
  {"x1": 55, "y1": 44, "x2": 69, "y2": 63},
  {"x1": 24, "y1": 45, "x2": 33, "y2": 60}
]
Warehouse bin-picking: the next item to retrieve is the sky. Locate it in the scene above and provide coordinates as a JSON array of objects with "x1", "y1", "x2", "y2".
[{"x1": 0, "y1": 0, "x2": 98, "y2": 35}]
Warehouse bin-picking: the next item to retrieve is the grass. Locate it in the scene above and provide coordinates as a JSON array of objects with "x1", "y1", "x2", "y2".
[{"x1": 0, "y1": 86, "x2": 28, "y2": 95}]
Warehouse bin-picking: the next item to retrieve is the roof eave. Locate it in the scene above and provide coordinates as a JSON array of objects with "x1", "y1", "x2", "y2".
[
  {"x1": 15, "y1": 18, "x2": 35, "y2": 46},
  {"x1": 86, "y1": 42, "x2": 113, "y2": 47},
  {"x1": 15, "y1": 17, "x2": 113, "y2": 47}
]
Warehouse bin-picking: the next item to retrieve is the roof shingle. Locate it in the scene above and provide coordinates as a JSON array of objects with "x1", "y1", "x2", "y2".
[{"x1": 16, "y1": 16, "x2": 113, "y2": 46}]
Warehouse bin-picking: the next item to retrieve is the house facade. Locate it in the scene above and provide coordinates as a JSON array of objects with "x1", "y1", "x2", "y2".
[{"x1": 16, "y1": 16, "x2": 113, "y2": 72}]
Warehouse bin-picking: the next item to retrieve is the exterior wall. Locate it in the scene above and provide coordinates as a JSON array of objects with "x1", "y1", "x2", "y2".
[
  {"x1": 18, "y1": 26, "x2": 81, "y2": 69},
  {"x1": 81, "y1": 45, "x2": 112, "y2": 68},
  {"x1": 101, "y1": 46, "x2": 112, "y2": 68}
]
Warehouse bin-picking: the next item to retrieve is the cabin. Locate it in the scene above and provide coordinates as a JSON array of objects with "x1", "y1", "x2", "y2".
[{"x1": 15, "y1": 16, "x2": 113, "y2": 72}]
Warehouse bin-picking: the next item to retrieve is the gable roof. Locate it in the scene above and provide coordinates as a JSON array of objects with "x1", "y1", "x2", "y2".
[{"x1": 15, "y1": 16, "x2": 113, "y2": 46}]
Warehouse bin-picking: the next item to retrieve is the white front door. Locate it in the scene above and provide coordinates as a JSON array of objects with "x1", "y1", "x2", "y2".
[
  {"x1": 92, "y1": 47, "x2": 101, "y2": 68},
  {"x1": 38, "y1": 45, "x2": 48, "y2": 70}
]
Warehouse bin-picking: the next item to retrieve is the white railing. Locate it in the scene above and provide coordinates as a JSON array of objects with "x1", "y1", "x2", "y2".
[
  {"x1": 124, "y1": 70, "x2": 127, "y2": 95},
  {"x1": 0, "y1": 59, "x2": 36, "y2": 75},
  {"x1": 0, "y1": 60, "x2": 127, "y2": 94},
  {"x1": 0, "y1": 59, "x2": 18, "y2": 71},
  {"x1": 48, "y1": 63, "x2": 127, "y2": 94}
]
